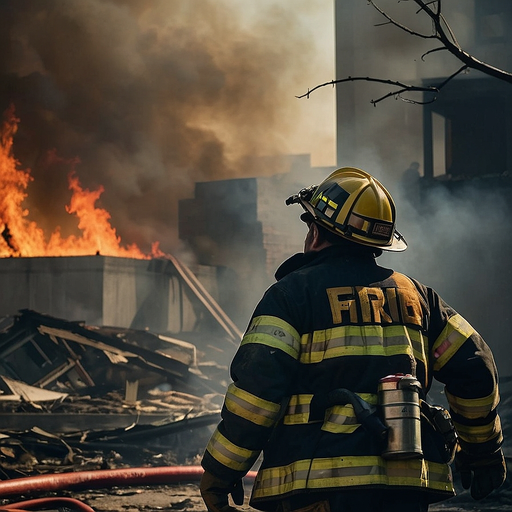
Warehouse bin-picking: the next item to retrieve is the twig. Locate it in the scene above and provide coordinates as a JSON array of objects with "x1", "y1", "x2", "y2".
[{"x1": 369, "y1": 0, "x2": 435, "y2": 39}]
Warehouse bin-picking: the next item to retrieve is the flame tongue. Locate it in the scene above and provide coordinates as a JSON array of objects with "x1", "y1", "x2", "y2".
[{"x1": 0, "y1": 106, "x2": 161, "y2": 259}]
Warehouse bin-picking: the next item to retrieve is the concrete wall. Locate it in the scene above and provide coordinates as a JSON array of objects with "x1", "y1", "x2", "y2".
[
  {"x1": 0, "y1": 255, "x2": 218, "y2": 335},
  {"x1": 178, "y1": 156, "x2": 336, "y2": 327}
]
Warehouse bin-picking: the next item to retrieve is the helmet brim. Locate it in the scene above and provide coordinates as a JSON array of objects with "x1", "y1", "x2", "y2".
[
  {"x1": 299, "y1": 205, "x2": 407, "y2": 252},
  {"x1": 387, "y1": 230, "x2": 407, "y2": 252}
]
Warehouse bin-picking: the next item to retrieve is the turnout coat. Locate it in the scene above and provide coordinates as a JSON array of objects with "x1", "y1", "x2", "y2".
[{"x1": 201, "y1": 246, "x2": 502, "y2": 510}]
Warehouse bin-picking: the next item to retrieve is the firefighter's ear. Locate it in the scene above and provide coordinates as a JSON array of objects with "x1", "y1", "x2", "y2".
[
  {"x1": 310, "y1": 223, "x2": 321, "y2": 248},
  {"x1": 305, "y1": 222, "x2": 330, "y2": 252}
]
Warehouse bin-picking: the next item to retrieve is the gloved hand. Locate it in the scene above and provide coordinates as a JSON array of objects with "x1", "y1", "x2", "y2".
[
  {"x1": 200, "y1": 470, "x2": 245, "y2": 512},
  {"x1": 455, "y1": 447, "x2": 507, "y2": 500}
]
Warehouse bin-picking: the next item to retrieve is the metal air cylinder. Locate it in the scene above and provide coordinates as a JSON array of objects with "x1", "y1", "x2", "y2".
[{"x1": 378, "y1": 374, "x2": 423, "y2": 459}]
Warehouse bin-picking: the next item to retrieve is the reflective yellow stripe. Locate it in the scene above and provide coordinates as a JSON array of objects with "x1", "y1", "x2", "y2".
[
  {"x1": 318, "y1": 193, "x2": 338, "y2": 210},
  {"x1": 410, "y1": 329, "x2": 428, "y2": 374},
  {"x1": 283, "y1": 393, "x2": 377, "y2": 432},
  {"x1": 432, "y1": 314, "x2": 474, "y2": 371},
  {"x1": 252, "y1": 456, "x2": 453, "y2": 499},
  {"x1": 206, "y1": 429, "x2": 259, "y2": 472},
  {"x1": 225, "y1": 383, "x2": 281, "y2": 427},
  {"x1": 322, "y1": 393, "x2": 378, "y2": 433},
  {"x1": 446, "y1": 389, "x2": 499, "y2": 419},
  {"x1": 284, "y1": 394, "x2": 313, "y2": 425},
  {"x1": 242, "y1": 316, "x2": 300, "y2": 359},
  {"x1": 299, "y1": 325, "x2": 425, "y2": 364},
  {"x1": 322, "y1": 404, "x2": 359, "y2": 433},
  {"x1": 453, "y1": 416, "x2": 502, "y2": 444}
]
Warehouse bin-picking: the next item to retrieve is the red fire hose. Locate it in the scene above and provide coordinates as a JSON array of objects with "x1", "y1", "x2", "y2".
[
  {"x1": 0, "y1": 465, "x2": 257, "y2": 498},
  {"x1": 0, "y1": 497, "x2": 95, "y2": 511}
]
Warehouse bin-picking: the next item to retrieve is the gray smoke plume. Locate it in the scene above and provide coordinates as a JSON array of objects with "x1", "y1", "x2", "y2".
[
  {"x1": 0, "y1": 0, "x2": 330, "y2": 253},
  {"x1": 331, "y1": 0, "x2": 512, "y2": 377}
]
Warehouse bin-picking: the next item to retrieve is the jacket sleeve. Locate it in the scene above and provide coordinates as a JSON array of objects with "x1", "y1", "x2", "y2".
[
  {"x1": 201, "y1": 282, "x2": 301, "y2": 483},
  {"x1": 425, "y1": 285, "x2": 503, "y2": 456}
]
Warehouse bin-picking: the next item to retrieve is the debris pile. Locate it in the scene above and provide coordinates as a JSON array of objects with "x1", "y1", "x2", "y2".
[{"x1": 0, "y1": 309, "x2": 229, "y2": 479}]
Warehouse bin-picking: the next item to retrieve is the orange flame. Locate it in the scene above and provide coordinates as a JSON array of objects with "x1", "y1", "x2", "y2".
[{"x1": 0, "y1": 106, "x2": 164, "y2": 259}]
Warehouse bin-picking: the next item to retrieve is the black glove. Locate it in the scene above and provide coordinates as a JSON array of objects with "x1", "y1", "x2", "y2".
[
  {"x1": 200, "y1": 470, "x2": 244, "y2": 512},
  {"x1": 455, "y1": 447, "x2": 507, "y2": 500}
]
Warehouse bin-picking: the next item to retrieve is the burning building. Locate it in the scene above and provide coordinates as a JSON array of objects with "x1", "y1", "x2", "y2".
[
  {"x1": 0, "y1": 105, "x2": 245, "y2": 470},
  {"x1": 0, "y1": 108, "x2": 240, "y2": 346}
]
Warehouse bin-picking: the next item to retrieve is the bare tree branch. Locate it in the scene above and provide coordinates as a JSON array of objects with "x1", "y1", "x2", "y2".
[
  {"x1": 371, "y1": 64, "x2": 468, "y2": 105},
  {"x1": 296, "y1": 76, "x2": 438, "y2": 101},
  {"x1": 370, "y1": 0, "x2": 435, "y2": 39},
  {"x1": 298, "y1": 0, "x2": 512, "y2": 104},
  {"x1": 421, "y1": 46, "x2": 446, "y2": 61},
  {"x1": 412, "y1": 0, "x2": 512, "y2": 84}
]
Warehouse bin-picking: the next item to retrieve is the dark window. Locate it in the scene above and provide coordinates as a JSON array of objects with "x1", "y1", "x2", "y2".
[{"x1": 475, "y1": 0, "x2": 512, "y2": 44}]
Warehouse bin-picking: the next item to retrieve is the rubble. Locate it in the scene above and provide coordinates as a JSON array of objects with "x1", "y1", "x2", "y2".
[
  {"x1": 0, "y1": 308, "x2": 228, "y2": 482},
  {"x1": 0, "y1": 252, "x2": 244, "y2": 510}
]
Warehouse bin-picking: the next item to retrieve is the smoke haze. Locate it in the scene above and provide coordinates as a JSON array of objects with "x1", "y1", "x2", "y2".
[
  {"x1": 2, "y1": 0, "x2": 511, "y2": 380},
  {"x1": 330, "y1": 0, "x2": 512, "y2": 376},
  {"x1": 0, "y1": 0, "x2": 334, "y2": 254},
  {"x1": 380, "y1": 182, "x2": 511, "y2": 383}
]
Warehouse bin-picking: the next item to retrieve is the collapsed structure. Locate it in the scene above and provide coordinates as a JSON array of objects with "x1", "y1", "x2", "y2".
[
  {"x1": 0, "y1": 254, "x2": 243, "y2": 477},
  {"x1": 0, "y1": 155, "x2": 334, "y2": 480}
]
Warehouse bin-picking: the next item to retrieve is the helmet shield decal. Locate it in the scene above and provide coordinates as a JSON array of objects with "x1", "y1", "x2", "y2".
[{"x1": 311, "y1": 183, "x2": 350, "y2": 222}]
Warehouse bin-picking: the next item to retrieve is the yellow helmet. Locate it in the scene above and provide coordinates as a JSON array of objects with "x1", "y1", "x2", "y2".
[{"x1": 286, "y1": 167, "x2": 407, "y2": 252}]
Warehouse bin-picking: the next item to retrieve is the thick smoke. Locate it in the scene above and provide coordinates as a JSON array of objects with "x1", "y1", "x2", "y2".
[
  {"x1": 332, "y1": 0, "x2": 512, "y2": 376},
  {"x1": 0, "y1": 0, "x2": 331, "y2": 254},
  {"x1": 386, "y1": 179, "x2": 512, "y2": 379}
]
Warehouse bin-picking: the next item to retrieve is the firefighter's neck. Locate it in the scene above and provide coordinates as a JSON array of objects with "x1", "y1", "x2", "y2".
[{"x1": 304, "y1": 222, "x2": 332, "y2": 253}]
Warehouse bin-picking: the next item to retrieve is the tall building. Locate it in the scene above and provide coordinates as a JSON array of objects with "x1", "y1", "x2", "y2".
[{"x1": 334, "y1": 0, "x2": 512, "y2": 184}]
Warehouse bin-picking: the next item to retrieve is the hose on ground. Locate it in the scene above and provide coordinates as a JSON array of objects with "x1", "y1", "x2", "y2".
[
  {"x1": 0, "y1": 465, "x2": 257, "y2": 498},
  {"x1": 0, "y1": 497, "x2": 95, "y2": 511}
]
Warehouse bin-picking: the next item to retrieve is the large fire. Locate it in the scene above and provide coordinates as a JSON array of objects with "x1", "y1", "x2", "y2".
[{"x1": 0, "y1": 106, "x2": 164, "y2": 259}]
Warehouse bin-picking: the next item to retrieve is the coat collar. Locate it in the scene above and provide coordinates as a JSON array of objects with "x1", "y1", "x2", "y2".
[{"x1": 275, "y1": 245, "x2": 377, "y2": 281}]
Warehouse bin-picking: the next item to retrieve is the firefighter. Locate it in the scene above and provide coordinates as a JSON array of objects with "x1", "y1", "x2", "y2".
[{"x1": 200, "y1": 167, "x2": 506, "y2": 512}]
